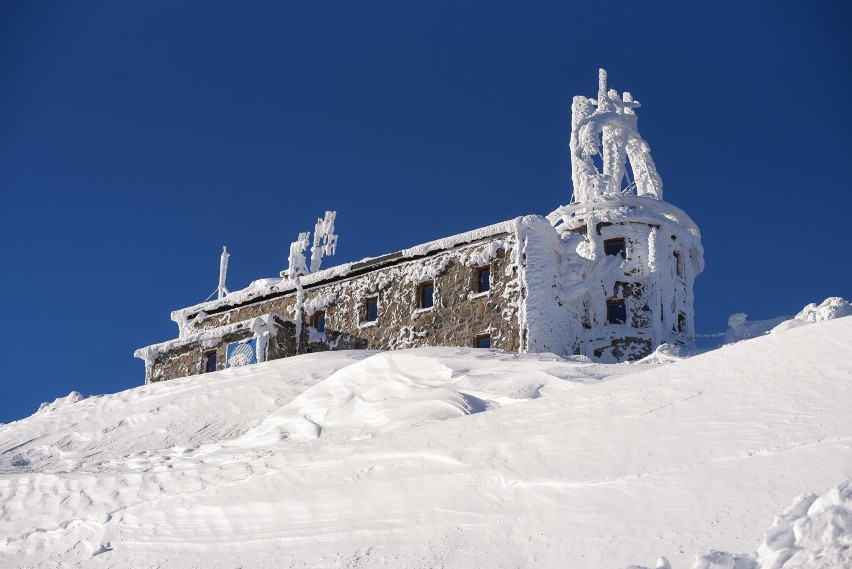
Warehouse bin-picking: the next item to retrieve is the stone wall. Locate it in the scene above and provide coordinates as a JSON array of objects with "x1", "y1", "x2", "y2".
[
  {"x1": 146, "y1": 317, "x2": 297, "y2": 383},
  {"x1": 298, "y1": 237, "x2": 521, "y2": 353},
  {"x1": 147, "y1": 235, "x2": 522, "y2": 382}
]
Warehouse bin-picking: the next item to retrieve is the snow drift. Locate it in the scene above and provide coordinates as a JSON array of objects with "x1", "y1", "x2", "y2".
[
  {"x1": 1, "y1": 317, "x2": 851, "y2": 568},
  {"x1": 725, "y1": 297, "x2": 852, "y2": 344},
  {"x1": 631, "y1": 478, "x2": 852, "y2": 569}
]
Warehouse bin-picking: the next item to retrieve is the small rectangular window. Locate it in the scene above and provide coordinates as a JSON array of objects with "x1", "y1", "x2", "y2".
[
  {"x1": 203, "y1": 350, "x2": 217, "y2": 373},
  {"x1": 673, "y1": 251, "x2": 683, "y2": 277},
  {"x1": 364, "y1": 297, "x2": 378, "y2": 322},
  {"x1": 475, "y1": 334, "x2": 491, "y2": 349},
  {"x1": 606, "y1": 300, "x2": 627, "y2": 325},
  {"x1": 677, "y1": 312, "x2": 686, "y2": 334},
  {"x1": 418, "y1": 281, "x2": 434, "y2": 309},
  {"x1": 604, "y1": 238, "x2": 626, "y2": 258},
  {"x1": 476, "y1": 266, "x2": 490, "y2": 293},
  {"x1": 311, "y1": 311, "x2": 326, "y2": 332}
]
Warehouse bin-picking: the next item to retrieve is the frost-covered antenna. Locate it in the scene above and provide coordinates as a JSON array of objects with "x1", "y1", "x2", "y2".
[
  {"x1": 309, "y1": 210, "x2": 338, "y2": 273},
  {"x1": 570, "y1": 68, "x2": 663, "y2": 202},
  {"x1": 596, "y1": 68, "x2": 610, "y2": 111},
  {"x1": 285, "y1": 232, "x2": 310, "y2": 280},
  {"x1": 217, "y1": 246, "x2": 230, "y2": 299}
]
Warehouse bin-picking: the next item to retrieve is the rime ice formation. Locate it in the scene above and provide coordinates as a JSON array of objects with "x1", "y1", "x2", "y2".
[
  {"x1": 286, "y1": 231, "x2": 311, "y2": 280},
  {"x1": 217, "y1": 246, "x2": 230, "y2": 299},
  {"x1": 283, "y1": 211, "x2": 338, "y2": 279},
  {"x1": 571, "y1": 68, "x2": 663, "y2": 203},
  {"x1": 310, "y1": 210, "x2": 338, "y2": 273},
  {"x1": 538, "y1": 69, "x2": 703, "y2": 360}
]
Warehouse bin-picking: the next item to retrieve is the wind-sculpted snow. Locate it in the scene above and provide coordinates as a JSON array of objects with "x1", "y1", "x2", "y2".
[
  {"x1": 232, "y1": 347, "x2": 622, "y2": 445},
  {"x1": 630, "y1": 479, "x2": 852, "y2": 569},
  {"x1": 724, "y1": 297, "x2": 851, "y2": 344},
  {"x1": 1, "y1": 318, "x2": 851, "y2": 568},
  {"x1": 770, "y1": 297, "x2": 852, "y2": 334}
]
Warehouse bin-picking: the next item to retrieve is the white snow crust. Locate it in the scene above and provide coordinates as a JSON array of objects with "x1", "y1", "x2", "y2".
[
  {"x1": 724, "y1": 297, "x2": 851, "y2": 344},
  {"x1": 725, "y1": 313, "x2": 791, "y2": 344},
  {"x1": 4, "y1": 317, "x2": 852, "y2": 568},
  {"x1": 34, "y1": 392, "x2": 84, "y2": 415},
  {"x1": 770, "y1": 297, "x2": 852, "y2": 334},
  {"x1": 631, "y1": 478, "x2": 852, "y2": 569}
]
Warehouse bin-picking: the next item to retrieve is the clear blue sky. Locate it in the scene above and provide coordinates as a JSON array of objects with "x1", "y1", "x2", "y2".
[{"x1": 1, "y1": 1, "x2": 850, "y2": 423}]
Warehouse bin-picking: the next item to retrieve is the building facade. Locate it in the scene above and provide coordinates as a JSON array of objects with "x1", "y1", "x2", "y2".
[{"x1": 135, "y1": 70, "x2": 704, "y2": 384}]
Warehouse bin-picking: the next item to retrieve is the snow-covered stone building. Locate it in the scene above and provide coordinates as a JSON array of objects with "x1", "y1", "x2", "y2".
[{"x1": 135, "y1": 70, "x2": 703, "y2": 383}]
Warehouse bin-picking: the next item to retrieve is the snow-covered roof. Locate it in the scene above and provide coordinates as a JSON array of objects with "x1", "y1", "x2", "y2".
[
  {"x1": 171, "y1": 218, "x2": 521, "y2": 322},
  {"x1": 134, "y1": 313, "x2": 291, "y2": 363},
  {"x1": 547, "y1": 194, "x2": 701, "y2": 240}
]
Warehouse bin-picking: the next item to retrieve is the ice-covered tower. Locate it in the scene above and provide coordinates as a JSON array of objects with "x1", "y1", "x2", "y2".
[{"x1": 547, "y1": 69, "x2": 704, "y2": 360}]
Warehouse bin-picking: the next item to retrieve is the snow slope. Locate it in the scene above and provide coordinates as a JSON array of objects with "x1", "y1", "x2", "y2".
[{"x1": 1, "y1": 318, "x2": 851, "y2": 568}]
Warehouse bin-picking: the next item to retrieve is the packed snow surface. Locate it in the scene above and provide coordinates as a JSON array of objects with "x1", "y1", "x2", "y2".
[
  {"x1": 631, "y1": 479, "x2": 852, "y2": 569},
  {"x1": 2, "y1": 317, "x2": 851, "y2": 568}
]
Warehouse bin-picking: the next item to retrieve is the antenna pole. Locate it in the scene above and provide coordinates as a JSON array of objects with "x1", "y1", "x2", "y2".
[{"x1": 218, "y1": 246, "x2": 230, "y2": 299}]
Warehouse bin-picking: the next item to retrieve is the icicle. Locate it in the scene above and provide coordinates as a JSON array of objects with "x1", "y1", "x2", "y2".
[{"x1": 217, "y1": 246, "x2": 230, "y2": 299}]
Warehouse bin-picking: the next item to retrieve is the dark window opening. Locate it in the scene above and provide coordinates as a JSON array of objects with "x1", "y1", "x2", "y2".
[
  {"x1": 677, "y1": 312, "x2": 686, "y2": 334},
  {"x1": 606, "y1": 300, "x2": 627, "y2": 325},
  {"x1": 418, "y1": 281, "x2": 434, "y2": 309},
  {"x1": 364, "y1": 297, "x2": 378, "y2": 322},
  {"x1": 312, "y1": 311, "x2": 326, "y2": 332},
  {"x1": 476, "y1": 266, "x2": 491, "y2": 293},
  {"x1": 203, "y1": 351, "x2": 217, "y2": 373},
  {"x1": 475, "y1": 334, "x2": 491, "y2": 349},
  {"x1": 603, "y1": 238, "x2": 626, "y2": 258},
  {"x1": 673, "y1": 251, "x2": 683, "y2": 277}
]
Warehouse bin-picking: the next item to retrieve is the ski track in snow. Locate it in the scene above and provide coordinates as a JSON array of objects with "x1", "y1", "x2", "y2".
[{"x1": 0, "y1": 318, "x2": 851, "y2": 568}]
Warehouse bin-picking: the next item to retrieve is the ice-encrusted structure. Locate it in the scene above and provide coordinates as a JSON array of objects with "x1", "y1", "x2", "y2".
[
  {"x1": 136, "y1": 70, "x2": 704, "y2": 381},
  {"x1": 286, "y1": 232, "x2": 311, "y2": 280},
  {"x1": 310, "y1": 210, "x2": 338, "y2": 273},
  {"x1": 571, "y1": 69, "x2": 662, "y2": 202},
  {"x1": 540, "y1": 69, "x2": 703, "y2": 360}
]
